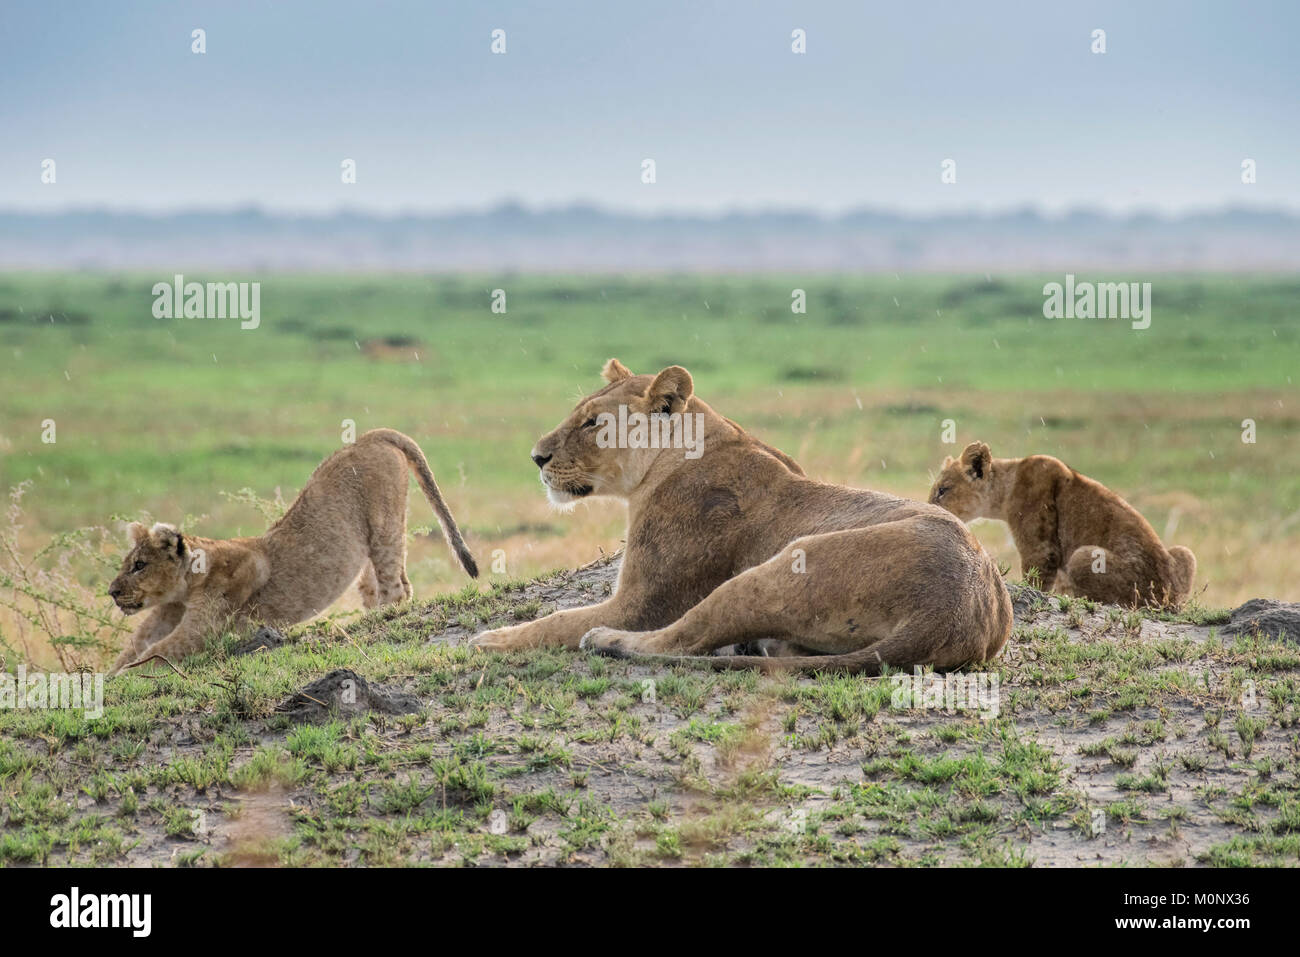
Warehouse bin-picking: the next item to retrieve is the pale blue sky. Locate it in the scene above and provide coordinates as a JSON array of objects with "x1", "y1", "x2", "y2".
[{"x1": 2, "y1": 0, "x2": 1296, "y2": 214}]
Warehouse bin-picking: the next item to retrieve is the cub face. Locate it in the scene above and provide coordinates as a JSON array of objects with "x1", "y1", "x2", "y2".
[
  {"x1": 108, "y1": 522, "x2": 189, "y2": 614},
  {"x1": 529, "y1": 358, "x2": 694, "y2": 509},
  {"x1": 928, "y1": 441, "x2": 994, "y2": 520}
]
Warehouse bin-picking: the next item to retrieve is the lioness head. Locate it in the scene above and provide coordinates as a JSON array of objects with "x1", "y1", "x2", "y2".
[
  {"x1": 928, "y1": 441, "x2": 994, "y2": 519},
  {"x1": 108, "y1": 522, "x2": 188, "y2": 614},
  {"x1": 530, "y1": 358, "x2": 697, "y2": 508}
]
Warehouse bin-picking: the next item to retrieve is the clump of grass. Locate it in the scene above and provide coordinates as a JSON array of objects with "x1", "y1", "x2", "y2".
[
  {"x1": 1234, "y1": 714, "x2": 1267, "y2": 759},
  {"x1": 218, "y1": 487, "x2": 287, "y2": 522},
  {"x1": 0, "y1": 482, "x2": 130, "y2": 670}
]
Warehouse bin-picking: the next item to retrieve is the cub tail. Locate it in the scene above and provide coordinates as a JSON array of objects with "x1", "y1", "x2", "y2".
[
  {"x1": 367, "y1": 429, "x2": 479, "y2": 578},
  {"x1": 1167, "y1": 545, "x2": 1196, "y2": 605}
]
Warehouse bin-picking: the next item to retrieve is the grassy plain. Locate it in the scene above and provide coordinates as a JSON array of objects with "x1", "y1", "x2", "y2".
[
  {"x1": 1, "y1": 273, "x2": 1297, "y2": 868},
  {"x1": 0, "y1": 272, "x2": 1297, "y2": 665},
  {"x1": 0, "y1": 562, "x2": 1297, "y2": 867}
]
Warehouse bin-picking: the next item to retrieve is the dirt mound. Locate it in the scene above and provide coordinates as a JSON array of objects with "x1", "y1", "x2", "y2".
[
  {"x1": 1223, "y1": 598, "x2": 1300, "y2": 644},
  {"x1": 1008, "y1": 582, "x2": 1050, "y2": 619},
  {"x1": 9, "y1": 551, "x2": 1299, "y2": 868},
  {"x1": 276, "y1": 668, "x2": 422, "y2": 722}
]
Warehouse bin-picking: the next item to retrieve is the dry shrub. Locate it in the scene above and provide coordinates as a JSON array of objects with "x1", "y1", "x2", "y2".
[{"x1": 0, "y1": 482, "x2": 129, "y2": 670}]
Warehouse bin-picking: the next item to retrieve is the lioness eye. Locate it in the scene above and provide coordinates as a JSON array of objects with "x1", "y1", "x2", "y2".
[
  {"x1": 582, "y1": 417, "x2": 597, "y2": 429},
  {"x1": 132, "y1": 560, "x2": 147, "y2": 572}
]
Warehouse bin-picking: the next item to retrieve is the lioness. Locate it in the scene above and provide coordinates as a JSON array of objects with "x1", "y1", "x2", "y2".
[
  {"x1": 469, "y1": 359, "x2": 1012, "y2": 673},
  {"x1": 108, "y1": 429, "x2": 477, "y2": 675},
  {"x1": 928, "y1": 441, "x2": 1196, "y2": 606}
]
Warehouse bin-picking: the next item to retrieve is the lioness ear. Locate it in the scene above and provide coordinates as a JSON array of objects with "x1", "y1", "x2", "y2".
[
  {"x1": 127, "y1": 522, "x2": 149, "y2": 546},
  {"x1": 601, "y1": 358, "x2": 633, "y2": 384},
  {"x1": 647, "y1": 365, "x2": 693, "y2": 415},
  {"x1": 961, "y1": 442, "x2": 992, "y2": 480}
]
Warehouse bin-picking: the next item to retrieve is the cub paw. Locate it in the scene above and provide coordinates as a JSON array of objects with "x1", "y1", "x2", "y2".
[{"x1": 107, "y1": 647, "x2": 142, "y2": 678}]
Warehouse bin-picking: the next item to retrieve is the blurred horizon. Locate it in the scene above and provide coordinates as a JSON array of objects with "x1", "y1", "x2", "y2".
[
  {"x1": 6, "y1": 198, "x2": 1299, "y2": 220},
  {"x1": 4, "y1": 1, "x2": 1299, "y2": 217},
  {"x1": 5, "y1": 203, "x2": 1299, "y2": 271}
]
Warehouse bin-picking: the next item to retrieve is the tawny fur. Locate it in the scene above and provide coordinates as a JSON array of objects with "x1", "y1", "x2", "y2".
[
  {"x1": 107, "y1": 429, "x2": 477, "y2": 675},
  {"x1": 469, "y1": 359, "x2": 1013, "y2": 675},
  {"x1": 927, "y1": 441, "x2": 1197, "y2": 607}
]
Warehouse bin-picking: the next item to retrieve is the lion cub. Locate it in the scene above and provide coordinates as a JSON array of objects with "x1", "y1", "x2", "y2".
[
  {"x1": 928, "y1": 442, "x2": 1196, "y2": 607},
  {"x1": 107, "y1": 429, "x2": 477, "y2": 675}
]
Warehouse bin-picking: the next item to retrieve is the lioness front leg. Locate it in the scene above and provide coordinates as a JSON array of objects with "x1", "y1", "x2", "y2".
[
  {"x1": 581, "y1": 543, "x2": 816, "y2": 657},
  {"x1": 470, "y1": 599, "x2": 637, "y2": 651}
]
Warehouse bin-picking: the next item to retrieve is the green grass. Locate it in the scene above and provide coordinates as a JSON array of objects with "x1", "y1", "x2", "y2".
[
  {"x1": 0, "y1": 558, "x2": 1297, "y2": 866},
  {"x1": 1, "y1": 272, "x2": 1297, "y2": 667}
]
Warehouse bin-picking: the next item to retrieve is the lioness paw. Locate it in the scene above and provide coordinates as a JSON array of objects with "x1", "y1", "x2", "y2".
[
  {"x1": 579, "y1": 627, "x2": 634, "y2": 657},
  {"x1": 468, "y1": 625, "x2": 525, "y2": 651}
]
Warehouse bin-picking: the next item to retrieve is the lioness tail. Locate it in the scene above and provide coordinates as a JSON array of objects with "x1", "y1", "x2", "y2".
[{"x1": 704, "y1": 632, "x2": 963, "y2": 676}]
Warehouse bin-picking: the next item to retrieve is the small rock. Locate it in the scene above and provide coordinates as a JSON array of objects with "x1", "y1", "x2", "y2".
[
  {"x1": 1223, "y1": 599, "x2": 1300, "y2": 645},
  {"x1": 276, "y1": 668, "x2": 422, "y2": 722},
  {"x1": 232, "y1": 625, "x2": 286, "y2": 656}
]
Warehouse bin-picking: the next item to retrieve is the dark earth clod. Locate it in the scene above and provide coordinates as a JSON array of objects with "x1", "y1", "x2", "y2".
[
  {"x1": 232, "y1": 625, "x2": 287, "y2": 656},
  {"x1": 276, "y1": 668, "x2": 422, "y2": 722},
  {"x1": 1223, "y1": 598, "x2": 1300, "y2": 645}
]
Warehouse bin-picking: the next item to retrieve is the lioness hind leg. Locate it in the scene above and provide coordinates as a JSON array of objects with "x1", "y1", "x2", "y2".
[
  {"x1": 582, "y1": 546, "x2": 815, "y2": 658},
  {"x1": 582, "y1": 523, "x2": 997, "y2": 670}
]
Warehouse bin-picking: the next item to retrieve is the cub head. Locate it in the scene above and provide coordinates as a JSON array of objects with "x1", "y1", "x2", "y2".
[
  {"x1": 928, "y1": 441, "x2": 994, "y2": 520},
  {"x1": 530, "y1": 358, "x2": 696, "y2": 509},
  {"x1": 108, "y1": 522, "x2": 189, "y2": 614}
]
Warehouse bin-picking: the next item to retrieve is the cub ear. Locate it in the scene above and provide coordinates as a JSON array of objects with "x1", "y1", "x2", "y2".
[
  {"x1": 150, "y1": 522, "x2": 185, "y2": 556},
  {"x1": 961, "y1": 442, "x2": 992, "y2": 480},
  {"x1": 646, "y1": 365, "x2": 694, "y2": 415},
  {"x1": 942, "y1": 455, "x2": 955, "y2": 468},
  {"x1": 601, "y1": 358, "x2": 633, "y2": 384},
  {"x1": 127, "y1": 522, "x2": 149, "y2": 546}
]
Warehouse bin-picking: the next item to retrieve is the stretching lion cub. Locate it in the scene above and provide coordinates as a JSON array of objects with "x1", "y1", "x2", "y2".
[
  {"x1": 107, "y1": 429, "x2": 477, "y2": 675},
  {"x1": 928, "y1": 442, "x2": 1196, "y2": 606}
]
